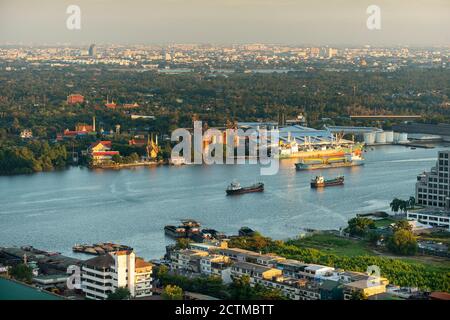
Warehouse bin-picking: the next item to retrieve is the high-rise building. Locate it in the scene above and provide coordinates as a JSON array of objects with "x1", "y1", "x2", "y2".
[
  {"x1": 328, "y1": 48, "x2": 338, "y2": 58},
  {"x1": 88, "y1": 44, "x2": 97, "y2": 57},
  {"x1": 416, "y1": 150, "x2": 450, "y2": 209}
]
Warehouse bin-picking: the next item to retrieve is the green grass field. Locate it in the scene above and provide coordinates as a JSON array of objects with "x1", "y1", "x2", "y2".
[
  {"x1": 373, "y1": 218, "x2": 395, "y2": 228},
  {"x1": 288, "y1": 233, "x2": 375, "y2": 257},
  {"x1": 288, "y1": 232, "x2": 450, "y2": 272}
]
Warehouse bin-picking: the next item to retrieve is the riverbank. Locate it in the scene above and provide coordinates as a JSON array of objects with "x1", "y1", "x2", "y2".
[{"x1": 90, "y1": 160, "x2": 164, "y2": 169}]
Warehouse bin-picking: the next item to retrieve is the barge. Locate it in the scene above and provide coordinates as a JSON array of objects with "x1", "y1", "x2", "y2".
[
  {"x1": 72, "y1": 243, "x2": 133, "y2": 255},
  {"x1": 226, "y1": 181, "x2": 264, "y2": 195},
  {"x1": 310, "y1": 176, "x2": 344, "y2": 188}
]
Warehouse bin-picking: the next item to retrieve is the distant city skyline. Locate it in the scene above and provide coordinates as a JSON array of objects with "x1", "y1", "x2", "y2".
[{"x1": 0, "y1": 0, "x2": 449, "y2": 46}]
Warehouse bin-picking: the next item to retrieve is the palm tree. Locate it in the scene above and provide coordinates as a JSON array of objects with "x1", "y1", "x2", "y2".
[
  {"x1": 400, "y1": 200, "x2": 409, "y2": 214},
  {"x1": 390, "y1": 198, "x2": 401, "y2": 213}
]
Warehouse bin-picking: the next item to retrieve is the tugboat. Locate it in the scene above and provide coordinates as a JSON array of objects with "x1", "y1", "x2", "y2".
[
  {"x1": 226, "y1": 181, "x2": 264, "y2": 195},
  {"x1": 310, "y1": 176, "x2": 344, "y2": 188}
]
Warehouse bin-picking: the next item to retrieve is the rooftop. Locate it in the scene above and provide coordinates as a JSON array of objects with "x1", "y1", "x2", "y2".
[
  {"x1": 232, "y1": 261, "x2": 274, "y2": 273},
  {"x1": 83, "y1": 254, "x2": 115, "y2": 269}
]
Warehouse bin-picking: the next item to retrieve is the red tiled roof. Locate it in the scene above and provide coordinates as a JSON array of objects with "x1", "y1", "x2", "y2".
[{"x1": 90, "y1": 141, "x2": 112, "y2": 148}]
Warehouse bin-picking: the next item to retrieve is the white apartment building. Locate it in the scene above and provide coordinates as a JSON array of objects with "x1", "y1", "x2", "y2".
[
  {"x1": 407, "y1": 210, "x2": 450, "y2": 231},
  {"x1": 81, "y1": 250, "x2": 152, "y2": 300},
  {"x1": 411, "y1": 150, "x2": 450, "y2": 230},
  {"x1": 416, "y1": 150, "x2": 450, "y2": 209}
]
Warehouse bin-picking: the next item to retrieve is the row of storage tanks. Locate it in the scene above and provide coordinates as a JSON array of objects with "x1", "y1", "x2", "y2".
[{"x1": 363, "y1": 131, "x2": 408, "y2": 144}]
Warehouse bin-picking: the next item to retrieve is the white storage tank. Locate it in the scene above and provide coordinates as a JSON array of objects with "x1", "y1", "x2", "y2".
[
  {"x1": 398, "y1": 132, "x2": 408, "y2": 143},
  {"x1": 375, "y1": 131, "x2": 386, "y2": 144},
  {"x1": 363, "y1": 132, "x2": 376, "y2": 144},
  {"x1": 393, "y1": 132, "x2": 400, "y2": 143},
  {"x1": 385, "y1": 131, "x2": 394, "y2": 143}
]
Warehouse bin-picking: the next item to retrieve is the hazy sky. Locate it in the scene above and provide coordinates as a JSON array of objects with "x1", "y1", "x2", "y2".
[{"x1": 0, "y1": 0, "x2": 449, "y2": 46}]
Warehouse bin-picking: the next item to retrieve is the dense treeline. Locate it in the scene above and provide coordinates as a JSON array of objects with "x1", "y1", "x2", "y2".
[
  {"x1": 228, "y1": 234, "x2": 450, "y2": 292},
  {"x1": 1, "y1": 66, "x2": 449, "y2": 174},
  {"x1": 0, "y1": 140, "x2": 67, "y2": 174},
  {"x1": 0, "y1": 66, "x2": 449, "y2": 139}
]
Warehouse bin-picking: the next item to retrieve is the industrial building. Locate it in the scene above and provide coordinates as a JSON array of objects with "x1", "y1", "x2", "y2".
[
  {"x1": 326, "y1": 126, "x2": 408, "y2": 145},
  {"x1": 393, "y1": 123, "x2": 450, "y2": 142},
  {"x1": 238, "y1": 123, "x2": 355, "y2": 147},
  {"x1": 237, "y1": 123, "x2": 408, "y2": 147}
]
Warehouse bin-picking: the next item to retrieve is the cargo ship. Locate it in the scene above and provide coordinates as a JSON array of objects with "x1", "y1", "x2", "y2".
[
  {"x1": 310, "y1": 175, "x2": 344, "y2": 188},
  {"x1": 278, "y1": 141, "x2": 364, "y2": 160},
  {"x1": 226, "y1": 181, "x2": 264, "y2": 195},
  {"x1": 295, "y1": 152, "x2": 364, "y2": 170}
]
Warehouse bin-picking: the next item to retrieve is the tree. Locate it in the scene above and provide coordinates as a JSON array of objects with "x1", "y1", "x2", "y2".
[
  {"x1": 392, "y1": 220, "x2": 412, "y2": 232},
  {"x1": 387, "y1": 229, "x2": 418, "y2": 256},
  {"x1": 390, "y1": 197, "x2": 414, "y2": 214},
  {"x1": 111, "y1": 154, "x2": 122, "y2": 164},
  {"x1": 229, "y1": 275, "x2": 254, "y2": 300},
  {"x1": 175, "y1": 238, "x2": 191, "y2": 249},
  {"x1": 9, "y1": 263, "x2": 33, "y2": 283},
  {"x1": 107, "y1": 287, "x2": 131, "y2": 300},
  {"x1": 390, "y1": 198, "x2": 402, "y2": 213},
  {"x1": 367, "y1": 231, "x2": 382, "y2": 245},
  {"x1": 162, "y1": 285, "x2": 183, "y2": 300},
  {"x1": 350, "y1": 290, "x2": 368, "y2": 300},
  {"x1": 157, "y1": 264, "x2": 169, "y2": 278},
  {"x1": 345, "y1": 217, "x2": 375, "y2": 237}
]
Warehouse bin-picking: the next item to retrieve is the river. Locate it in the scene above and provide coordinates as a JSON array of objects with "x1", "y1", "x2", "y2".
[{"x1": 0, "y1": 145, "x2": 447, "y2": 259}]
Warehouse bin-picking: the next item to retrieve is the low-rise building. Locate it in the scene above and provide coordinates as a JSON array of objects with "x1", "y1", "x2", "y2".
[
  {"x1": 33, "y1": 274, "x2": 68, "y2": 290},
  {"x1": 230, "y1": 261, "x2": 282, "y2": 282},
  {"x1": 199, "y1": 255, "x2": 231, "y2": 277},
  {"x1": 343, "y1": 276, "x2": 389, "y2": 300},
  {"x1": 169, "y1": 249, "x2": 209, "y2": 273},
  {"x1": 407, "y1": 209, "x2": 450, "y2": 231},
  {"x1": 89, "y1": 141, "x2": 120, "y2": 165},
  {"x1": 212, "y1": 247, "x2": 284, "y2": 267},
  {"x1": 276, "y1": 259, "x2": 309, "y2": 278},
  {"x1": 256, "y1": 276, "x2": 322, "y2": 300}
]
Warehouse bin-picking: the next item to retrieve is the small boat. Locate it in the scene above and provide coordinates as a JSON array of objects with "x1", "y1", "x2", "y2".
[
  {"x1": 310, "y1": 176, "x2": 344, "y2": 188},
  {"x1": 226, "y1": 181, "x2": 264, "y2": 195}
]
